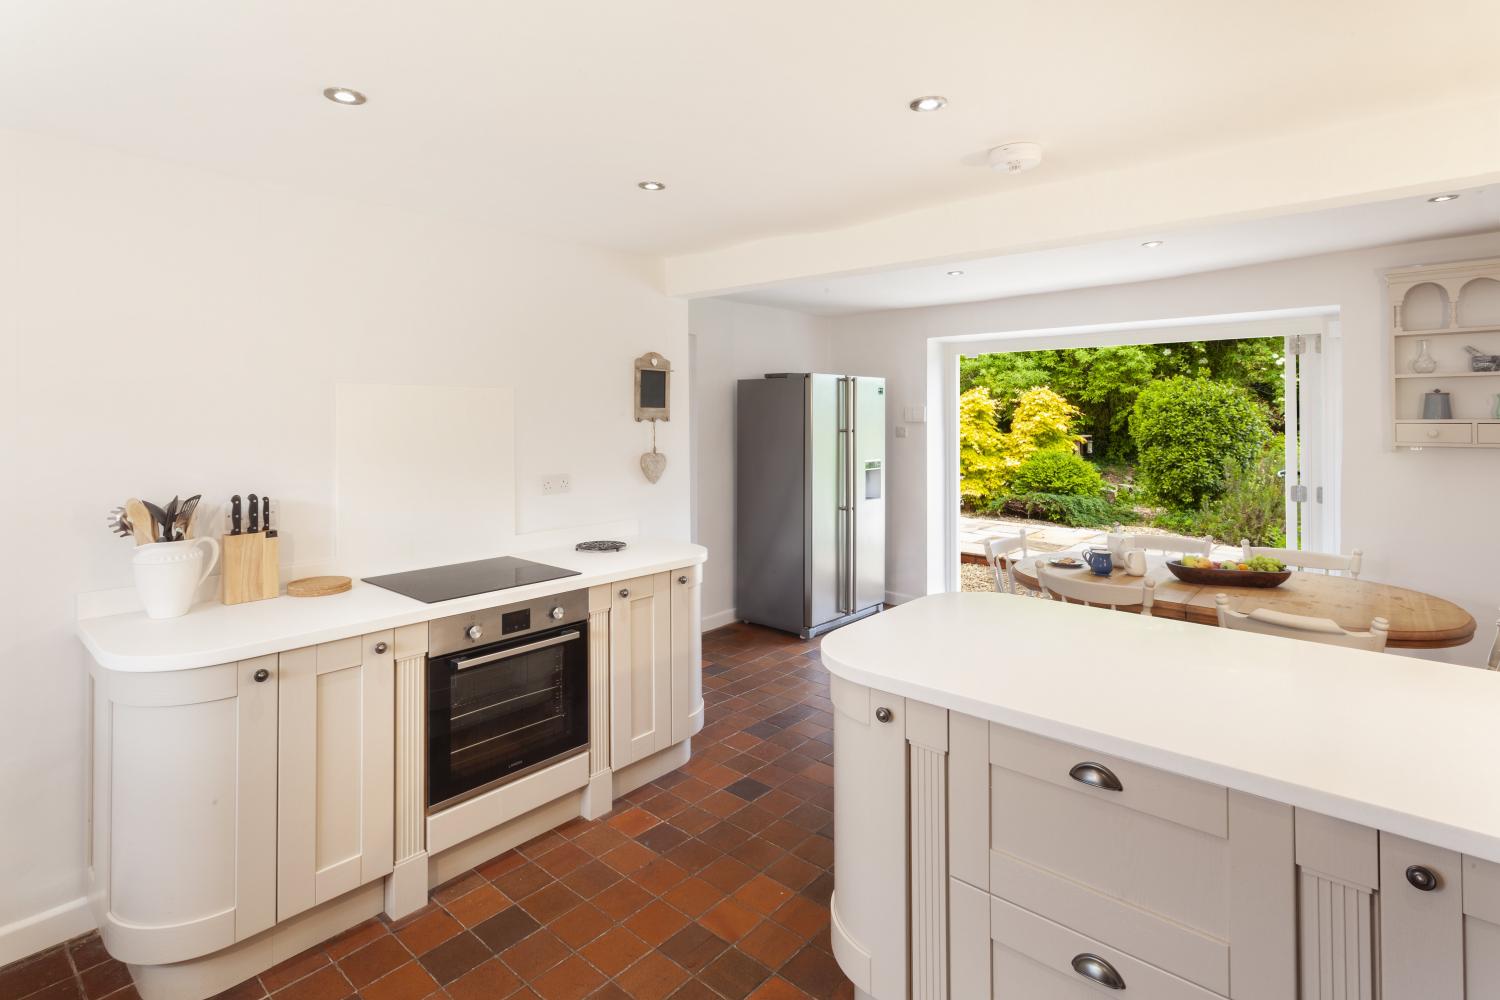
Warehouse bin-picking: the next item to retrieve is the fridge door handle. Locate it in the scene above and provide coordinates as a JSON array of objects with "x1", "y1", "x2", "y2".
[{"x1": 843, "y1": 377, "x2": 858, "y2": 614}]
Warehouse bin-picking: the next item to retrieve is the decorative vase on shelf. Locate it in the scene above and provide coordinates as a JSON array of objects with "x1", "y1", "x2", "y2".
[
  {"x1": 1412, "y1": 339, "x2": 1438, "y2": 374},
  {"x1": 1422, "y1": 389, "x2": 1453, "y2": 420}
]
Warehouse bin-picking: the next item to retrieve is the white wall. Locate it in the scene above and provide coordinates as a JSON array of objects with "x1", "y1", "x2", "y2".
[
  {"x1": 822, "y1": 230, "x2": 1500, "y2": 665},
  {"x1": 688, "y1": 299, "x2": 829, "y2": 628},
  {"x1": 0, "y1": 128, "x2": 689, "y2": 955}
]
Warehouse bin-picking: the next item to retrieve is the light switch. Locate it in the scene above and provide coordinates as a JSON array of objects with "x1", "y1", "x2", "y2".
[
  {"x1": 895, "y1": 426, "x2": 908, "y2": 439},
  {"x1": 903, "y1": 406, "x2": 927, "y2": 424}
]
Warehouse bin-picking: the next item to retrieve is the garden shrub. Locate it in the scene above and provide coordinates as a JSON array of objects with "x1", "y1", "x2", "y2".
[
  {"x1": 958, "y1": 387, "x2": 1008, "y2": 508},
  {"x1": 1130, "y1": 377, "x2": 1269, "y2": 509},
  {"x1": 1196, "y1": 437, "x2": 1287, "y2": 547},
  {"x1": 1009, "y1": 449, "x2": 1105, "y2": 497},
  {"x1": 994, "y1": 492, "x2": 1119, "y2": 528}
]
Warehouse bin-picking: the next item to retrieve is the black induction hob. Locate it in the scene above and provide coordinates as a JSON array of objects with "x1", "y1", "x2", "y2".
[{"x1": 362, "y1": 556, "x2": 580, "y2": 604}]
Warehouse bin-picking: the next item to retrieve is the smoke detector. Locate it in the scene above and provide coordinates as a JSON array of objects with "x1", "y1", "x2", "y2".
[{"x1": 988, "y1": 141, "x2": 1043, "y2": 174}]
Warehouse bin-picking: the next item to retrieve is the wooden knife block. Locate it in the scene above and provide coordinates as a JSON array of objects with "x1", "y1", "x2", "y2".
[{"x1": 222, "y1": 533, "x2": 280, "y2": 605}]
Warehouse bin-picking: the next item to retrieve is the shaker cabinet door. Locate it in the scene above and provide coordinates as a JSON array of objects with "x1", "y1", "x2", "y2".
[
  {"x1": 670, "y1": 564, "x2": 704, "y2": 745},
  {"x1": 611, "y1": 574, "x2": 672, "y2": 767},
  {"x1": 276, "y1": 631, "x2": 395, "y2": 921}
]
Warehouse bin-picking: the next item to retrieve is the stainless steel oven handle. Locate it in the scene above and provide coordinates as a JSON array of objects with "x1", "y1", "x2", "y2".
[{"x1": 453, "y1": 630, "x2": 581, "y2": 671}]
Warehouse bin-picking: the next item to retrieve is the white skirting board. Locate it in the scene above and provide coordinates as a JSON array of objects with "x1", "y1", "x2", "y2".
[
  {"x1": 701, "y1": 607, "x2": 739, "y2": 632},
  {"x1": 0, "y1": 896, "x2": 96, "y2": 966}
]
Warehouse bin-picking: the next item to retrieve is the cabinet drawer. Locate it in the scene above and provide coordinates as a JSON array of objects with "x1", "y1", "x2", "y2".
[
  {"x1": 989, "y1": 723, "x2": 1226, "y2": 837},
  {"x1": 1395, "y1": 422, "x2": 1472, "y2": 445},
  {"x1": 991, "y1": 895, "x2": 1222, "y2": 1000},
  {"x1": 1478, "y1": 422, "x2": 1500, "y2": 445}
]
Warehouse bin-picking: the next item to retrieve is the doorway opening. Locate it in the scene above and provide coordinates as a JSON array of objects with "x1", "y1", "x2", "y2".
[{"x1": 940, "y1": 314, "x2": 1339, "y2": 592}]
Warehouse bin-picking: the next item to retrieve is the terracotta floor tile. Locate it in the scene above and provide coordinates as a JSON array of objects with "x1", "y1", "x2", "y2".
[
  {"x1": 65, "y1": 938, "x2": 111, "y2": 974},
  {"x1": 699, "y1": 857, "x2": 756, "y2": 894},
  {"x1": 16, "y1": 979, "x2": 80, "y2": 1000},
  {"x1": 737, "y1": 921, "x2": 803, "y2": 971},
  {"x1": 473, "y1": 907, "x2": 541, "y2": 954},
  {"x1": 697, "y1": 948, "x2": 771, "y2": 1000},
  {"x1": 444, "y1": 958, "x2": 520, "y2": 1000},
  {"x1": 527, "y1": 956, "x2": 604, "y2": 1000},
  {"x1": 501, "y1": 929, "x2": 569, "y2": 982},
  {"x1": 606, "y1": 808, "x2": 661, "y2": 837},
  {"x1": 518, "y1": 882, "x2": 584, "y2": 924},
  {"x1": 655, "y1": 924, "x2": 727, "y2": 975},
  {"x1": 777, "y1": 944, "x2": 846, "y2": 997},
  {"x1": 271, "y1": 966, "x2": 353, "y2": 1000},
  {"x1": 591, "y1": 984, "x2": 632, "y2": 1000},
  {"x1": 415, "y1": 932, "x2": 489, "y2": 985},
  {"x1": 622, "y1": 901, "x2": 689, "y2": 947},
  {"x1": 358, "y1": 962, "x2": 435, "y2": 1000},
  {"x1": 768, "y1": 897, "x2": 828, "y2": 941},
  {"x1": 801, "y1": 872, "x2": 833, "y2": 907},
  {"x1": 667, "y1": 807, "x2": 716, "y2": 836},
  {"x1": 733, "y1": 875, "x2": 793, "y2": 916},
  {"x1": 548, "y1": 902, "x2": 612, "y2": 949},
  {"x1": 1, "y1": 950, "x2": 72, "y2": 1000},
  {"x1": 493, "y1": 862, "x2": 555, "y2": 901},
  {"x1": 517, "y1": 831, "x2": 569, "y2": 859},
  {"x1": 631, "y1": 858, "x2": 689, "y2": 895},
  {"x1": 534, "y1": 842, "x2": 591, "y2": 878},
  {"x1": 445, "y1": 883, "x2": 511, "y2": 928},
  {"x1": 395, "y1": 908, "x2": 462, "y2": 955},
  {"x1": 432, "y1": 872, "x2": 486, "y2": 905},
  {"x1": 636, "y1": 824, "x2": 690, "y2": 854},
  {"x1": 699, "y1": 791, "x2": 746, "y2": 819},
  {"x1": 259, "y1": 947, "x2": 330, "y2": 993},
  {"x1": 601, "y1": 840, "x2": 657, "y2": 876},
  {"x1": 578, "y1": 928, "x2": 650, "y2": 978},
  {"x1": 698, "y1": 822, "x2": 752, "y2": 853},
  {"x1": 612, "y1": 953, "x2": 689, "y2": 1000},
  {"x1": 476, "y1": 850, "x2": 527, "y2": 881},
  {"x1": 791, "y1": 835, "x2": 833, "y2": 869},
  {"x1": 699, "y1": 899, "x2": 761, "y2": 944},
  {"x1": 208, "y1": 979, "x2": 267, "y2": 1000},
  {"x1": 592, "y1": 879, "x2": 654, "y2": 921},
  {"x1": 747, "y1": 976, "x2": 815, "y2": 999},
  {"x1": 573, "y1": 824, "x2": 629, "y2": 856},
  {"x1": 560, "y1": 859, "x2": 621, "y2": 899},
  {"x1": 79, "y1": 962, "x2": 133, "y2": 1000},
  {"x1": 337, "y1": 935, "x2": 409, "y2": 989},
  {"x1": 732, "y1": 838, "x2": 783, "y2": 873},
  {"x1": 661, "y1": 878, "x2": 723, "y2": 919},
  {"x1": 323, "y1": 919, "x2": 389, "y2": 961},
  {"x1": 763, "y1": 855, "x2": 819, "y2": 892}
]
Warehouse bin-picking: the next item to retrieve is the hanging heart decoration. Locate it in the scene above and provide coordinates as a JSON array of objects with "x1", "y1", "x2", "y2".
[{"x1": 640, "y1": 451, "x2": 666, "y2": 483}]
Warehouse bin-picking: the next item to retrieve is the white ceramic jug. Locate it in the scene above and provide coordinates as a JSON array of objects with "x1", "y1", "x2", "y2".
[{"x1": 132, "y1": 538, "x2": 220, "y2": 619}]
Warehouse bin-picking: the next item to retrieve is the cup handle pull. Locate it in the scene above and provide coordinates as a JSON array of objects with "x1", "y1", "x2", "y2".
[{"x1": 1069, "y1": 761, "x2": 1124, "y2": 792}]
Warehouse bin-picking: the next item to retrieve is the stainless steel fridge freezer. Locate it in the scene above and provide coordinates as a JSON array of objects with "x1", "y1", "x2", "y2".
[{"x1": 735, "y1": 373, "x2": 885, "y2": 638}]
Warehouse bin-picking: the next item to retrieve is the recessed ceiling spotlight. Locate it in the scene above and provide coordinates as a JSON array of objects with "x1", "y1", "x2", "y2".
[
  {"x1": 908, "y1": 96, "x2": 947, "y2": 112},
  {"x1": 1140, "y1": 240, "x2": 1165, "y2": 248},
  {"x1": 323, "y1": 87, "x2": 367, "y2": 106},
  {"x1": 946, "y1": 270, "x2": 965, "y2": 276},
  {"x1": 637, "y1": 181, "x2": 666, "y2": 191},
  {"x1": 1428, "y1": 193, "x2": 1460, "y2": 203}
]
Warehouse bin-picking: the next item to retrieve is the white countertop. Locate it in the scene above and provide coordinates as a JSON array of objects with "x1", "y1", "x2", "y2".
[
  {"x1": 79, "y1": 538, "x2": 706, "y2": 673},
  {"x1": 822, "y1": 592, "x2": 1500, "y2": 864}
]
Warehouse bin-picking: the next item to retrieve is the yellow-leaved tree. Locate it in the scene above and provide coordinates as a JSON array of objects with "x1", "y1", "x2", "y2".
[{"x1": 999, "y1": 387, "x2": 1084, "y2": 476}]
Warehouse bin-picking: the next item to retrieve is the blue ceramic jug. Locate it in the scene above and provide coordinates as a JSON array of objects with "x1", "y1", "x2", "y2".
[{"x1": 1081, "y1": 548, "x2": 1113, "y2": 576}]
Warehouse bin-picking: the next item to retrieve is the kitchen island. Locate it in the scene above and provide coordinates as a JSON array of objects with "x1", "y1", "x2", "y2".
[
  {"x1": 77, "y1": 538, "x2": 705, "y2": 1000},
  {"x1": 822, "y1": 592, "x2": 1500, "y2": 1000}
]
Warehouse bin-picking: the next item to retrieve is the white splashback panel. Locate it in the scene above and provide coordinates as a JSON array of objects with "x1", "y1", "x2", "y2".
[{"x1": 336, "y1": 383, "x2": 516, "y2": 576}]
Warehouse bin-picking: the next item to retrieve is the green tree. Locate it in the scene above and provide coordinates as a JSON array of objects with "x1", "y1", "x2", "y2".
[{"x1": 1130, "y1": 377, "x2": 1269, "y2": 508}]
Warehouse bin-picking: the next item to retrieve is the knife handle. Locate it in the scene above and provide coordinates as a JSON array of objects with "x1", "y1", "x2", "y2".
[
  {"x1": 230, "y1": 495, "x2": 242, "y2": 535},
  {"x1": 263, "y1": 496, "x2": 276, "y2": 538},
  {"x1": 247, "y1": 494, "x2": 259, "y2": 533}
]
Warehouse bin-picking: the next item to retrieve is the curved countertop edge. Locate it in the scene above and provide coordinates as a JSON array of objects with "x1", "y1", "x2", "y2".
[
  {"x1": 821, "y1": 592, "x2": 1500, "y2": 867},
  {"x1": 79, "y1": 538, "x2": 706, "y2": 673}
]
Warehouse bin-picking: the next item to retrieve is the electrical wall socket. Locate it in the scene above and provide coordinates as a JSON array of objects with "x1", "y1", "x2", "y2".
[{"x1": 540, "y1": 474, "x2": 571, "y2": 495}]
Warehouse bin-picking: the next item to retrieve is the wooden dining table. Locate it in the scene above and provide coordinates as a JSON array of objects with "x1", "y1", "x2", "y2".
[{"x1": 1010, "y1": 550, "x2": 1477, "y2": 649}]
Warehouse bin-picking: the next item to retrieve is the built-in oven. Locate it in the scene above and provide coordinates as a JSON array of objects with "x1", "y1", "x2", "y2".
[{"x1": 427, "y1": 589, "x2": 590, "y2": 812}]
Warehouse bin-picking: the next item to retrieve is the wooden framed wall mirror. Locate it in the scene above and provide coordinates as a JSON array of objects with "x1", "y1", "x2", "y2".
[{"x1": 634, "y1": 352, "x2": 671, "y2": 422}]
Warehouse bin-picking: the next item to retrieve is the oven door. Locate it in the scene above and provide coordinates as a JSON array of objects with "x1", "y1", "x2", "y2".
[{"x1": 427, "y1": 621, "x2": 588, "y2": 811}]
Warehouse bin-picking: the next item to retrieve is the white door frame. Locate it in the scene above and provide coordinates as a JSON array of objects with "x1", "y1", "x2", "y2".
[{"x1": 933, "y1": 310, "x2": 1341, "y2": 593}]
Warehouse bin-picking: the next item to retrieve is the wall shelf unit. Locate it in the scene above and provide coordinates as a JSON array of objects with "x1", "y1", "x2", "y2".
[{"x1": 1386, "y1": 257, "x2": 1500, "y2": 449}]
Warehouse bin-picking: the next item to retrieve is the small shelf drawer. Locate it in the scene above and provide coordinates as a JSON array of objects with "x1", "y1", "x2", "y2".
[
  {"x1": 1396, "y1": 422, "x2": 1473, "y2": 445},
  {"x1": 1478, "y1": 423, "x2": 1500, "y2": 445}
]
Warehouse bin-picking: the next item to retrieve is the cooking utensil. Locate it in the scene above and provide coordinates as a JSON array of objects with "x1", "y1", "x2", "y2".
[
  {"x1": 141, "y1": 500, "x2": 171, "y2": 543},
  {"x1": 125, "y1": 498, "x2": 156, "y2": 546},
  {"x1": 174, "y1": 495, "x2": 201, "y2": 541},
  {"x1": 106, "y1": 506, "x2": 133, "y2": 538},
  {"x1": 230, "y1": 495, "x2": 242, "y2": 535},
  {"x1": 288, "y1": 575, "x2": 351, "y2": 598},
  {"x1": 247, "y1": 494, "x2": 260, "y2": 533}
]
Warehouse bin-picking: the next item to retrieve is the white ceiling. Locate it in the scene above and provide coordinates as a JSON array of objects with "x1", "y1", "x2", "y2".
[
  {"x1": 729, "y1": 188, "x2": 1500, "y2": 315},
  {"x1": 4, "y1": 1, "x2": 1499, "y2": 257}
]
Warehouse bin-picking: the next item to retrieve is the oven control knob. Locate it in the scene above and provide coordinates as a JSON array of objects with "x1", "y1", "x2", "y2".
[
  {"x1": 465, "y1": 624, "x2": 483, "y2": 641},
  {"x1": 550, "y1": 606, "x2": 565, "y2": 621}
]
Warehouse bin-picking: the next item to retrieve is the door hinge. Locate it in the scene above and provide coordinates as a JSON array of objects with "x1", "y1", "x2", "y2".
[
  {"x1": 1289, "y1": 334, "x2": 1323, "y2": 356},
  {"x1": 1289, "y1": 483, "x2": 1309, "y2": 503}
]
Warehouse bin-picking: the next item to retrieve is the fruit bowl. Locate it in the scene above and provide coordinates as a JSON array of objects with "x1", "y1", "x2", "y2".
[{"x1": 1164, "y1": 560, "x2": 1291, "y2": 589}]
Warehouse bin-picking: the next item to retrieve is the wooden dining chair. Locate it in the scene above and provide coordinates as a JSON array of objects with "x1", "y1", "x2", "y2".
[
  {"x1": 1118, "y1": 533, "x2": 1213, "y2": 558},
  {"x1": 1038, "y1": 564, "x2": 1155, "y2": 615},
  {"x1": 1214, "y1": 594, "x2": 1389, "y2": 651},
  {"x1": 1240, "y1": 540, "x2": 1363, "y2": 578},
  {"x1": 983, "y1": 532, "x2": 1030, "y2": 595}
]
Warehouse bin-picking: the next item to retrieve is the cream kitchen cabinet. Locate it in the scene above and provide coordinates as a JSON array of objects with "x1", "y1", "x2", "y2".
[
  {"x1": 89, "y1": 655, "x2": 278, "y2": 966},
  {"x1": 610, "y1": 565, "x2": 703, "y2": 768},
  {"x1": 275, "y1": 631, "x2": 395, "y2": 921}
]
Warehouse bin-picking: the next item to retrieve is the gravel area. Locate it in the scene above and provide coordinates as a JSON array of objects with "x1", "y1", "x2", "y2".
[{"x1": 961, "y1": 563, "x2": 997, "y2": 592}]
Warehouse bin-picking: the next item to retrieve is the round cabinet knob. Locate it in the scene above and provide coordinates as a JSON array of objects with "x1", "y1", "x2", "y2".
[
  {"x1": 373, "y1": 641, "x2": 388, "y2": 654},
  {"x1": 1427, "y1": 429, "x2": 1440, "y2": 439},
  {"x1": 875, "y1": 706, "x2": 893, "y2": 724},
  {"x1": 678, "y1": 575, "x2": 688, "y2": 585},
  {"x1": 253, "y1": 668, "x2": 271, "y2": 683},
  {"x1": 465, "y1": 624, "x2": 483, "y2": 641},
  {"x1": 550, "y1": 606, "x2": 565, "y2": 620},
  {"x1": 619, "y1": 589, "x2": 630, "y2": 598},
  {"x1": 1406, "y1": 865, "x2": 1440, "y2": 891}
]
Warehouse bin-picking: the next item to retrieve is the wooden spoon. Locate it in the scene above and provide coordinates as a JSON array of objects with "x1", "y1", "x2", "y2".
[{"x1": 125, "y1": 498, "x2": 155, "y2": 545}]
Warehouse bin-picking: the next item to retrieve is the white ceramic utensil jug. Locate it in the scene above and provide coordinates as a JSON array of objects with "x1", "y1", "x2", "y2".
[{"x1": 132, "y1": 538, "x2": 220, "y2": 619}]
